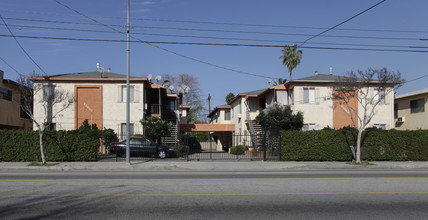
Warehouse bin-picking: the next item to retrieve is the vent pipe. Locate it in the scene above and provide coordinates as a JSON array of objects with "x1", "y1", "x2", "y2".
[
  {"x1": 315, "y1": 70, "x2": 318, "y2": 76},
  {"x1": 330, "y1": 67, "x2": 333, "y2": 75}
]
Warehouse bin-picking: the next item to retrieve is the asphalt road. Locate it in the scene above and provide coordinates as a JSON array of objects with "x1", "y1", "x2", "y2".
[{"x1": 1, "y1": 169, "x2": 428, "y2": 219}]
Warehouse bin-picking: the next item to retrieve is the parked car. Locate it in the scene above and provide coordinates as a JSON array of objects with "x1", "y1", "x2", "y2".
[{"x1": 110, "y1": 137, "x2": 176, "y2": 158}]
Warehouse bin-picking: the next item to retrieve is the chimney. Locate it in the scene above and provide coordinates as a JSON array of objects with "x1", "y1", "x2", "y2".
[
  {"x1": 330, "y1": 67, "x2": 333, "y2": 75},
  {"x1": 315, "y1": 70, "x2": 318, "y2": 76},
  {"x1": 0, "y1": 70, "x2": 3, "y2": 86}
]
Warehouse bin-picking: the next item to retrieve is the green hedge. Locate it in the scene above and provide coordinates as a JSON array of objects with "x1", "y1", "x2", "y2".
[
  {"x1": 281, "y1": 128, "x2": 428, "y2": 161},
  {"x1": 0, "y1": 129, "x2": 101, "y2": 162}
]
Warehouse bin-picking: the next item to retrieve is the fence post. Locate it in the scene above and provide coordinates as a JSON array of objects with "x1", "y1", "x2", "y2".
[{"x1": 263, "y1": 131, "x2": 267, "y2": 161}]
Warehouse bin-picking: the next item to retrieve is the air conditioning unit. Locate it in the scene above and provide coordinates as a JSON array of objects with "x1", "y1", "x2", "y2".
[{"x1": 397, "y1": 117, "x2": 405, "y2": 123}]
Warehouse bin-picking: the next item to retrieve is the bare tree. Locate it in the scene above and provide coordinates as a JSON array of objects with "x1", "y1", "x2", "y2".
[
  {"x1": 18, "y1": 73, "x2": 73, "y2": 164},
  {"x1": 163, "y1": 73, "x2": 206, "y2": 122},
  {"x1": 333, "y1": 68, "x2": 404, "y2": 163}
]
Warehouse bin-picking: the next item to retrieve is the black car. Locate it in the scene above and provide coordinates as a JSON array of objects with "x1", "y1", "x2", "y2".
[{"x1": 110, "y1": 137, "x2": 176, "y2": 158}]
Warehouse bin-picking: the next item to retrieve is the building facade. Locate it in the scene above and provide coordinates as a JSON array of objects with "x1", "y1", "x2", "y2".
[
  {"x1": 394, "y1": 88, "x2": 428, "y2": 130},
  {"x1": 31, "y1": 68, "x2": 187, "y2": 144},
  {"x1": 0, "y1": 70, "x2": 33, "y2": 130}
]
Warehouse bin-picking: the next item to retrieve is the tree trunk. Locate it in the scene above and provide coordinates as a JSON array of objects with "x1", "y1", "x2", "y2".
[
  {"x1": 39, "y1": 130, "x2": 46, "y2": 164},
  {"x1": 356, "y1": 129, "x2": 363, "y2": 163}
]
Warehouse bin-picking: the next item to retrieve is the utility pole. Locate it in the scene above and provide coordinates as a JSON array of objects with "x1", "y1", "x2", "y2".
[
  {"x1": 125, "y1": 0, "x2": 132, "y2": 165},
  {"x1": 208, "y1": 93, "x2": 211, "y2": 114}
]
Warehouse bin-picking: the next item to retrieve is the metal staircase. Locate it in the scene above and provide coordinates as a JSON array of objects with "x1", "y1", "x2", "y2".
[{"x1": 161, "y1": 122, "x2": 178, "y2": 145}]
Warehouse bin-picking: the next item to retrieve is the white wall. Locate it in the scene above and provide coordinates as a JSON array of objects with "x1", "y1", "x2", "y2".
[
  {"x1": 292, "y1": 85, "x2": 333, "y2": 129},
  {"x1": 33, "y1": 82, "x2": 145, "y2": 135}
]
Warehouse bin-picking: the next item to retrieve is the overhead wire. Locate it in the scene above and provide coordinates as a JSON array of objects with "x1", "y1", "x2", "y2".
[
  {"x1": 0, "y1": 14, "x2": 47, "y2": 74},
  {"x1": 0, "y1": 23, "x2": 422, "y2": 49},
  {"x1": 0, "y1": 55, "x2": 22, "y2": 75},
  {"x1": 52, "y1": 0, "x2": 275, "y2": 79},
  {"x1": 3, "y1": 9, "x2": 428, "y2": 34},
  {"x1": 300, "y1": 0, "x2": 387, "y2": 46},
  {"x1": 0, "y1": 17, "x2": 421, "y2": 42},
  {"x1": 3, "y1": 34, "x2": 428, "y2": 53}
]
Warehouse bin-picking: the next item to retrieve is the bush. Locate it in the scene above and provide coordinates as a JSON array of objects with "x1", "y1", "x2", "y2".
[
  {"x1": 280, "y1": 128, "x2": 428, "y2": 161},
  {"x1": 0, "y1": 129, "x2": 100, "y2": 162},
  {"x1": 230, "y1": 145, "x2": 245, "y2": 155},
  {"x1": 172, "y1": 144, "x2": 190, "y2": 158}
]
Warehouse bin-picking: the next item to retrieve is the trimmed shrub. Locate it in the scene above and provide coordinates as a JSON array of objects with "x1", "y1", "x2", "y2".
[
  {"x1": 0, "y1": 129, "x2": 100, "y2": 162},
  {"x1": 230, "y1": 145, "x2": 245, "y2": 155},
  {"x1": 281, "y1": 128, "x2": 428, "y2": 161},
  {"x1": 172, "y1": 144, "x2": 190, "y2": 158}
]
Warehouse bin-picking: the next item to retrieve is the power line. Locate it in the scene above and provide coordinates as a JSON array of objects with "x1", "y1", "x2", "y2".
[
  {"x1": 0, "y1": 55, "x2": 21, "y2": 75},
  {"x1": 300, "y1": 0, "x2": 386, "y2": 46},
  {"x1": 1, "y1": 17, "x2": 421, "y2": 42},
  {"x1": 3, "y1": 9, "x2": 428, "y2": 34},
  {"x1": 52, "y1": 0, "x2": 275, "y2": 79},
  {"x1": 0, "y1": 14, "x2": 47, "y2": 74},
  {"x1": 3, "y1": 34, "x2": 428, "y2": 53},
  {"x1": 1, "y1": 23, "x2": 422, "y2": 49}
]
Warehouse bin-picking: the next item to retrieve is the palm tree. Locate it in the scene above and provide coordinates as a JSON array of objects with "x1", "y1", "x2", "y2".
[
  {"x1": 270, "y1": 77, "x2": 286, "y2": 86},
  {"x1": 281, "y1": 44, "x2": 302, "y2": 81}
]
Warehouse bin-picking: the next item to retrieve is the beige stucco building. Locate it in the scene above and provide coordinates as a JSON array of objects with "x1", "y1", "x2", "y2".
[
  {"x1": 31, "y1": 67, "x2": 188, "y2": 144},
  {"x1": 209, "y1": 73, "x2": 396, "y2": 135},
  {"x1": 394, "y1": 88, "x2": 428, "y2": 130},
  {"x1": 0, "y1": 70, "x2": 32, "y2": 130}
]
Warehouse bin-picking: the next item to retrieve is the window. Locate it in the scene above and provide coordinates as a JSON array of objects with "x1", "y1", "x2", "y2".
[
  {"x1": 121, "y1": 123, "x2": 134, "y2": 138},
  {"x1": 121, "y1": 85, "x2": 134, "y2": 102},
  {"x1": 224, "y1": 110, "x2": 231, "y2": 120},
  {"x1": 410, "y1": 98, "x2": 425, "y2": 113},
  {"x1": 303, "y1": 88, "x2": 315, "y2": 104},
  {"x1": 43, "y1": 85, "x2": 55, "y2": 101},
  {"x1": 394, "y1": 103, "x2": 398, "y2": 119},
  {"x1": 0, "y1": 87, "x2": 12, "y2": 101},
  {"x1": 45, "y1": 123, "x2": 56, "y2": 131},
  {"x1": 374, "y1": 124, "x2": 386, "y2": 130},
  {"x1": 303, "y1": 123, "x2": 316, "y2": 131},
  {"x1": 373, "y1": 88, "x2": 385, "y2": 104}
]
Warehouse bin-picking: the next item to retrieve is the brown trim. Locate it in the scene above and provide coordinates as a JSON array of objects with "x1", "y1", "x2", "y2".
[
  {"x1": 180, "y1": 124, "x2": 235, "y2": 132},
  {"x1": 31, "y1": 77, "x2": 147, "y2": 82}
]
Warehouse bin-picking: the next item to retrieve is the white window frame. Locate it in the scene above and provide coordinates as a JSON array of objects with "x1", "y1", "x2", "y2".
[
  {"x1": 121, "y1": 85, "x2": 135, "y2": 102},
  {"x1": 303, "y1": 123, "x2": 316, "y2": 131},
  {"x1": 373, "y1": 88, "x2": 385, "y2": 105},
  {"x1": 303, "y1": 88, "x2": 315, "y2": 104},
  {"x1": 373, "y1": 124, "x2": 386, "y2": 130}
]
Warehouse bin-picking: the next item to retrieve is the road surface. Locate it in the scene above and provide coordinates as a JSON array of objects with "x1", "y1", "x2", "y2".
[{"x1": 1, "y1": 169, "x2": 427, "y2": 219}]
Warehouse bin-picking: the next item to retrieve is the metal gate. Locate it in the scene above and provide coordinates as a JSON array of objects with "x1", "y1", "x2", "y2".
[{"x1": 182, "y1": 132, "x2": 281, "y2": 161}]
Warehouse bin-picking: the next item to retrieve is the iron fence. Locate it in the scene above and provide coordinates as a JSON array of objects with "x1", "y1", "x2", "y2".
[{"x1": 98, "y1": 132, "x2": 282, "y2": 161}]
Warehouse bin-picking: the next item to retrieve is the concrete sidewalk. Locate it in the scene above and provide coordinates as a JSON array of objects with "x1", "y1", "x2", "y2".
[{"x1": 1, "y1": 161, "x2": 428, "y2": 171}]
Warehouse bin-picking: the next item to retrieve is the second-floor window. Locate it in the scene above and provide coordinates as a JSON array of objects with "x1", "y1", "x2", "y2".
[
  {"x1": 43, "y1": 85, "x2": 55, "y2": 101},
  {"x1": 224, "y1": 110, "x2": 231, "y2": 120},
  {"x1": 303, "y1": 88, "x2": 315, "y2": 104},
  {"x1": 373, "y1": 88, "x2": 385, "y2": 104},
  {"x1": 0, "y1": 87, "x2": 12, "y2": 101},
  {"x1": 121, "y1": 85, "x2": 134, "y2": 102},
  {"x1": 394, "y1": 103, "x2": 398, "y2": 119},
  {"x1": 410, "y1": 98, "x2": 425, "y2": 113}
]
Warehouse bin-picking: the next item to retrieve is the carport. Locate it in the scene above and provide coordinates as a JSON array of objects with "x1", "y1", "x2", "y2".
[{"x1": 179, "y1": 124, "x2": 235, "y2": 152}]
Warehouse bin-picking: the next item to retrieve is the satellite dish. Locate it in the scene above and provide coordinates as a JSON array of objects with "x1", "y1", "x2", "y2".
[
  {"x1": 169, "y1": 85, "x2": 174, "y2": 91},
  {"x1": 164, "y1": 80, "x2": 170, "y2": 87},
  {"x1": 148, "y1": 74, "x2": 152, "y2": 81},
  {"x1": 177, "y1": 86, "x2": 183, "y2": 93},
  {"x1": 155, "y1": 75, "x2": 162, "y2": 82},
  {"x1": 184, "y1": 87, "x2": 190, "y2": 94}
]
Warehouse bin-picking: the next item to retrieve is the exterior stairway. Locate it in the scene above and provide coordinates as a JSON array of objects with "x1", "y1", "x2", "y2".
[{"x1": 161, "y1": 123, "x2": 178, "y2": 146}]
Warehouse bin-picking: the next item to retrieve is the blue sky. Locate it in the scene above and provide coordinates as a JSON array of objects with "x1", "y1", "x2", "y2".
[{"x1": 1, "y1": 0, "x2": 428, "y2": 112}]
